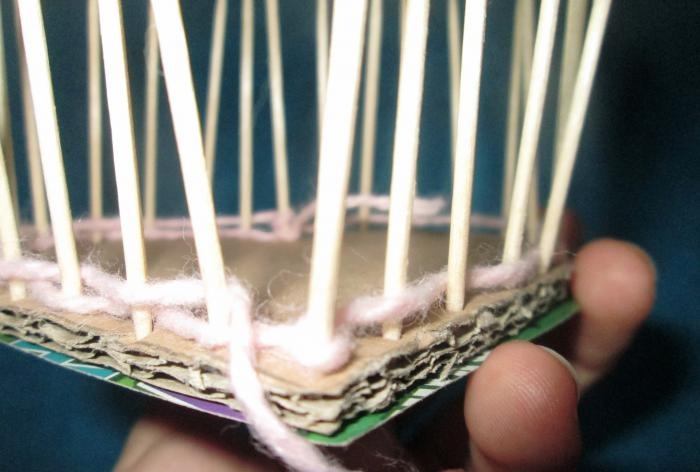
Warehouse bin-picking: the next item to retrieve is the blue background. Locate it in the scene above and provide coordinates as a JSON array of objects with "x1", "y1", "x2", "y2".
[{"x1": 1, "y1": 1, "x2": 699, "y2": 470}]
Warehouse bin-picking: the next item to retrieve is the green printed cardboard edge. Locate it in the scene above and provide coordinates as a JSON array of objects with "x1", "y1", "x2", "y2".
[
  {"x1": 302, "y1": 299, "x2": 579, "y2": 445},
  {"x1": 0, "y1": 300, "x2": 579, "y2": 446}
]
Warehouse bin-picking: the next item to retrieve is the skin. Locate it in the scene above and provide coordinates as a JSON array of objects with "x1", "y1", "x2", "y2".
[{"x1": 114, "y1": 238, "x2": 656, "y2": 471}]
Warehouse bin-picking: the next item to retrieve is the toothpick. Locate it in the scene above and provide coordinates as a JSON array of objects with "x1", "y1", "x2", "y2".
[
  {"x1": 264, "y1": 0, "x2": 290, "y2": 216},
  {"x1": 0, "y1": 140, "x2": 25, "y2": 300},
  {"x1": 204, "y1": 0, "x2": 228, "y2": 182},
  {"x1": 446, "y1": 0, "x2": 487, "y2": 313},
  {"x1": 98, "y1": 0, "x2": 151, "y2": 339},
  {"x1": 87, "y1": 0, "x2": 103, "y2": 240},
  {"x1": 13, "y1": 1, "x2": 47, "y2": 235},
  {"x1": 383, "y1": 0, "x2": 430, "y2": 340},
  {"x1": 239, "y1": 0, "x2": 254, "y2": 230},
  {"x1": 17, "y1": 0, "x2": 81, "y2": 296},
  {"x1": 142, "y1": 6, "x2": 159, "y2": 227},
  {"x1": 540, "y1": 0, "x2": 611, "y2": 272},
  {"x1": 315, "y1": 0, "x2": 328, "y2": 148},
  {"x1": 554, "y1": 0, "x2": 588, "y2": 170},
  {"x1": 150, "y1": 0, "x2": 229, "y2": 328},
  {"x1": 446, "y1": 0, "x2": 461, "y2": 163},
  {"x1": 502, "y1": 0, "x2": 524, "y2": 219},
  {"x1": 502, "y1": 0, "x2": 560, "y2": 263},
  {"x1": 358, "y1": 0, "x2": 383, "y2": 224},
  {"x1": 306, "y1": 0, "x2": 368, "y2": 344}
]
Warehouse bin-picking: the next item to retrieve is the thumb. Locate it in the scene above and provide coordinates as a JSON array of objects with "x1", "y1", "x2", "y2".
[{"x1": 464, "y1": 341, "x2": 581, "y2": 472}]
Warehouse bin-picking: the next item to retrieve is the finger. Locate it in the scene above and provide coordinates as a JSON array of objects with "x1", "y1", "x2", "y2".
[
  {"x1": 464, "y1": 341, "x2": 580, "y2": 472},
  {"x1": 543, "y1": 239, "x2": 656, "y2": 390},
  {"x1": 114, "y1": 409, "x2": 281, "y2": 472},
  {"x1": 113, "y1": 415, "x2": 169, "y2": 471}
]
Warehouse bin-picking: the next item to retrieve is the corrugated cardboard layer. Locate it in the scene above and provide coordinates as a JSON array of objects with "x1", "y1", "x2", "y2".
[{"x1": 0, "y1": 230, "x2": 571, "y2": 434}]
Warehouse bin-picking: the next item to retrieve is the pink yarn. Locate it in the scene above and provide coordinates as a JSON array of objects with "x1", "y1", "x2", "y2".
[
  {"x1": 227, "y1": 291, "x2": 350, "y2": 472},
  {"x1": 469, "y1": 250, "x2": 539, "y2": 290},
  {"x1": 21, "y1": 195, "x2": 504, "y2": 251},
  {"x1": 255, "y1": 317, "x2": 355, "y2": 373},
  {"x1": 339, "y1": 272, "x2": 447, "y2": 327},
  {"x1": 0, "y1": 258, "x2": 60, "y2": 280},
  {"x1": 156, "y1": 308, "x2": 228, "y2": 347}
]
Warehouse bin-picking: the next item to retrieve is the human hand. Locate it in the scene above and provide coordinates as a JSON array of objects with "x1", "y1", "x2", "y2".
[
  {"x1": 414, "y1": 238, "x2": 655, "y2": 471},
  {"x1": 114, "y1": 238, "x2": 655, "y2": 472}
]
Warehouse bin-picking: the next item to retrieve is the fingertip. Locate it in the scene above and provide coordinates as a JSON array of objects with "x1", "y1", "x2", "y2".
[
  {"x1": 573, "y1": 239, "x2": 656, "y2": 329},
  {"x1": 465, "y1": 341, "x2": 580, "y2": 471},
  {"x1": 115, "y1": 411, "x2": 280, "y2": 472},
  {"x1": 570, "y1": 239, "x2": 655, "y2": 383}
]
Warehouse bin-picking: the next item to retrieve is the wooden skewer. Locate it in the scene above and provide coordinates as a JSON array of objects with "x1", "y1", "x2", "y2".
[
  {"x1": 358, "y1": 0, "x2": 383, "y2": 224},
  {"x1": 446, "y1": 0, "x2": 487, "y2": 313},
  {"x1": 0, "y1": 140, "x2": 25, "y2": 300},
  {"x1": 502, "y1": 0, "x2": 560, "y2": 263},
  {"x1": 0, "y1": 4, "x2": 18, "y2": 222},
  {"x1": 540, "y1": 0, "x2": 611, "y2": 272},
  {"x1": 522, "y1": 9, "x2": 535, "y2": 84},
  {"x1": 142, "y1": 6, "x2": 159, "y2": 227},
  {"x1": 98, "y1": 0, "x2": 152, "y2": 339},
  {"x1": 17, "y1": 0, "x2": 81, "y2": 296},
  {"x1": 398, "y1": 0, "x2": 406, "y2": 51},
  {"x1": 519, "y1": 0, "x2": 540, "y2": 245},
  {"x1": 264, "y1": 0, "x2": 290, "y2": 216},
  {"x1": 16, "y1": 42, "x2": 47, "y2": 234},
  {"x1": 554, "y1": 0, "x2": 588, "y2": 169},
  {"x1": 315, "y1": 0, "x2": 329, "y2": 149},
  {"x1": 13, "y1": 1, "x2": 47, "y2": 235},
  {"x1": 446, "y1": 0, "x2": 461, "y2": 164},
  {"x1": 382, "y1": 0, "x2": 431, "y2": 340},
  {"x1": 306, "y1": 0, "x2": 368, "y2": 345},
  {"x1": 239, "y1": 0, "x2": 254, "y2": 230},
  {"x1": 204, "y1": 0, "x2": 228, "y2": 183},
  {"x1": 526, "y1": 167, "x2": 540, "y2": 243},
  {"x1": 519, "y1": 0, "x2": 534, "y2": 100},
  {"x1": 87, "y1": 0, "x2": 103, "y2": 239},
  {"x1": 150, "y1": 0, "x2": 229, "y2": 328},
  {"x1": 502, "y1": 0, "x2": 525, "y2": 219}
]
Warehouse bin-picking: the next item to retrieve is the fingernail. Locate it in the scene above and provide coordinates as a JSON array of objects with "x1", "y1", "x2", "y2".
[{"x1": 538, "y1": 345, "x2": 581, "y2": 399}]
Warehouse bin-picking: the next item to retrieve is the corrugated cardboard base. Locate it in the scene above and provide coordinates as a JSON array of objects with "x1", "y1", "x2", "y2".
[{"x1": 0, "y1": 230, "x2": 571, "y2": 434}]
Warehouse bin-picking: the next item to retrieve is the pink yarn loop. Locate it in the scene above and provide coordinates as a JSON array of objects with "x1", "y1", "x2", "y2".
[
  {"x1": 469, "y1": 250, "x2": 539, "y2": 290},
  {"x1": 19, "y1": 194, "x2": 504, "y2": 250},
  {"x1": 228, "y1": 295, "x2": 352, "y2": 472}
]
